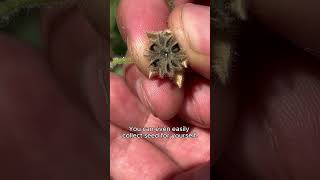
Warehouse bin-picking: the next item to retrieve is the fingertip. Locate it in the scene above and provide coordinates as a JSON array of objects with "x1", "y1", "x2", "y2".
[
  {"x1": 110, "y1": 72, "x2": 150, "y2": 128},
  {"x1": 117, "y1": 0, "x2": 170, "y2": 41},
  {"x1": 117, "y1": 0, "x2": 170, "y2": 77},
  {"x1": 169, "y1": 3, "x2": 210, "y2": 79},
  {"x1": 182, "y1": 3, "x2": 210, "y2": 55},
  {"x1": 125, "y1": 65, "x2": 184, "y2": 120},
  {"x1": 137, "y1": 78, "x2": 184, "y2": 120},
  {"x1": 179, "y1": 76, "x2": 210, "y2": 128}
]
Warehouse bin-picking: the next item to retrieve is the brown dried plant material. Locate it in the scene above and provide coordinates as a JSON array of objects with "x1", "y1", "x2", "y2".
[{"x1": 144, "y1": 30, "x2": 187, "y2": 88}]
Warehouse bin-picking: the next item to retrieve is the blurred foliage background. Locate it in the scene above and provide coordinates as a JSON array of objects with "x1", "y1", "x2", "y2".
[
  {"x1": 0, "y1": 0, "x2": 127, "y2": 74},
  {"x1": 110, "y1": 0, "x2": 126, "y2": 75},
  {"x1": 110, "y1": 0, "x2": 126, "y2": 57},
  {"x1": 0, "y1": 9, "x2": 42, "y2": 48}
]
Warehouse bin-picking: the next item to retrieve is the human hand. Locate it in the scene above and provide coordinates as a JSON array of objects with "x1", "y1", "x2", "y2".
[
  {"x1": 0, "y1": 8, "x2": 106, "y2": 179},
  {"x1": 110, "y1": 0, "x2": 210, "y2": 179},
  {"x1": 214, "y1": 0, "x2": 320, "y2": 179}
]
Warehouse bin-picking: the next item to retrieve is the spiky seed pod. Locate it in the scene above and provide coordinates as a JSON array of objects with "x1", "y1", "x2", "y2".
[{"x1": 144, "y1": 30, "x2": 187, "y2": 88}]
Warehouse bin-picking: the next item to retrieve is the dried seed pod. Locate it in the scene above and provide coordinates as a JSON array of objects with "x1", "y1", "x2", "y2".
[{"x1": 144, "y1": 30, "x2": 187, "y2": 88}]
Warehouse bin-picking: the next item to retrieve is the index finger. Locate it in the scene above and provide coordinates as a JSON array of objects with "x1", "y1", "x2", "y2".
[
  {"x1": 116, "y1": 0, "x2": 190, "y2": 120},
  {"x1": 117, "y1": 0, "x2": 170, "y2": 76}
]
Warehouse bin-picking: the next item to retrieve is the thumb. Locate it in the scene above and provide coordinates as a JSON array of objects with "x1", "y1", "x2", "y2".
[{"x1": 169, "y1": 3, "x2": 210, "y2": 79}]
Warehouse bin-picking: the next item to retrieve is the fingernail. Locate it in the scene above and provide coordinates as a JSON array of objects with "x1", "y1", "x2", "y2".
[{"x1": 182, "y1": 3, "x2": 210, "y2": 55}]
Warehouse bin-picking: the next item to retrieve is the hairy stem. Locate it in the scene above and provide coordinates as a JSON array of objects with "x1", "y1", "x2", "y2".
[
  {"x1": 110, "y1": 57, "x2": 134, "y2": 70},
  {"x1": 165, "y1": 0, "x2": 174, "y2": 11}
]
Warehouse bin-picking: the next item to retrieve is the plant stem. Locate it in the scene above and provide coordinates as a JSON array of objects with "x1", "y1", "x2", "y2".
[
  {"x1": 165, "y1": 0, "x2": 174, "y2": 11},
  {"x1": 110, "y1": 57, "x2": 134, "y2": 70}
]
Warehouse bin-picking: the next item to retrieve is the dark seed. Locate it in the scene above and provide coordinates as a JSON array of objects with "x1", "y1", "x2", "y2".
[
  {"x1": 171, "y1": 43, "x2": 180, "y2": 53},
  {"x1": 166, "y1": 63, "x2": 171, "y2": 72},
  {"x1": 150, "y1": 59, "x2": 160, "y2": 67},
  {"x1": 150, "y1": 44, "x2": 158, "y2": 51}
]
